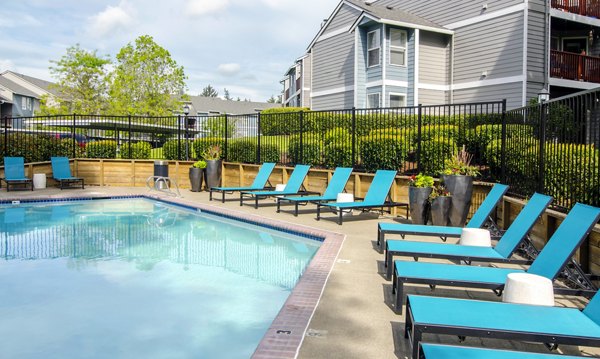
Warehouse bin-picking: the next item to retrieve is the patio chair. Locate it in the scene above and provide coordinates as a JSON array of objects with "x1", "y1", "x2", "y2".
[
  {"x1": 209, "y1": 162, "x2": 276, "y2": 202},
  {"x1": 276, "y1": 167, "x2": 353, "y2": 216},
  {"x1": 392, "y1": 203, "x2": 600, "y2": 314},
  {"x1": 418, "y1": 343, "x2": 587, "y2": 359},
  {"x1": 377, "y1": 183, "x2": 508, "y2": 250},
  {"x1": 1, "y1": 157, "x2": 33, "y2": 191},
  {"x1": 316, "y1": 170, "x2": 408, "y2": 225},
  {"x1": 405, "y1": 292, "x2": 600, "y2": 359},
  {"x1": 240, "y1": 164, "x2": 318, "y2": 208},
  {"x1": 384, "y1": 193, "x2": 552, "y2": 279},
  {"x1": 50, "y1": 157, "x2": 84, "y2": 189}
]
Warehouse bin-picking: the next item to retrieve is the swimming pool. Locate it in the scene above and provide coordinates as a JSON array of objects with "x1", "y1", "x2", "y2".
[{"x1": 0, "y1": 198, "x2": 322, "y2": 358}]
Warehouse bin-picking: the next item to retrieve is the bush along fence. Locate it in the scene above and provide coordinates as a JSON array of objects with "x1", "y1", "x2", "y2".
[{"x1": 1, "y1": 88, "x2": 600, "y2": 210}]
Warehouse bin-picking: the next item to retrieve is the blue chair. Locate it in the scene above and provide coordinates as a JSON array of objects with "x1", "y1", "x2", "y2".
[
  {"x1": 384, "y1": 193, "x2": 552, "y2": 279},
  {"x1": 316, "y1": 170, "x2": 408, "y2": 225},
  {"x1": 378, "y1": 183, "x2": 509, "y2": 249},
  {"x1": 419, "y1": 343, "x2": 587, "y2": 359},
  {"x1": 276, "y1": 167, "x2": 353, "y2": 216},
  {"x1": 51, "y1": 157, "x2": 84, "y2": 189},
  {"x1": 392, "y1": 203, "x2": 600, "y2": 314},
  {"x1": 209, "y1": 162, "x2": 276, "y2": 202},
  {"x1": 1, "y1": 157, "x2": 33, "y2": 191},
  {"x1": 240, "y1": 165, "x2": 317, "y2": 208},
  {"x1": 406, "y1": 292, "x2": 600, "y2": 359}
]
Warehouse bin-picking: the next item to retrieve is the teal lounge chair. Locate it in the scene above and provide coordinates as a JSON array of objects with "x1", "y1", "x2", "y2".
[
  {"x1": 51, "y1": 157, "x2": 84, "y2": 189},
  {"x1": 392, "y1": 203, "x2": 600, "y2": 314},
  {"x1": 1, "y1": 157, "x2": 33, "y2": 191},
  {"x1": 406, "y1": 292, "x2": 600, "y2": 359},
  {"x1": 419, "y1": 343, "x2": 587, "y2": 359},
  {"x1": 240, "y1": 165, "x2": 318, "y2": 208},
  {"x1": 209, "y1": 162, "x2": 276, "y2": 202},
  {"x1": 384, "y1": 193, "x2": 552, "y2": 279},
  {"x1": 378, "y1": 183, "x2": 508, "y2": 250},
  {"x1": 276, "y1": 167, "x2": 353, "y2": 216},
  {"x1": 316, "y1": 170, "x2": 408, "y2": 225}
]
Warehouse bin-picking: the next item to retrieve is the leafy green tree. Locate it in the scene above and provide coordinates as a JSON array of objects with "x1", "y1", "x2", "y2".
[
  {"x1": 40, "y1": 44, "x2": 111, "y2": 115},
  {"x1": 201, "y1": 85, "x2": 218, "y2": 97},
  {"x1": 267, "y1": 95, "x2": 280, "y2": 103},
  {"x1": 109, "y1": 35, "x2": 187, "y2": 116},
  {"x1": 223, "y1": 88, "x2": 232, "y2": 100}
]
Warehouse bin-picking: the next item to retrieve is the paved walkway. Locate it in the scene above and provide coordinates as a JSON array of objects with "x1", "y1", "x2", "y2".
[{"x1": 1, "y1": 186, "x2": 598, "y2": 358}]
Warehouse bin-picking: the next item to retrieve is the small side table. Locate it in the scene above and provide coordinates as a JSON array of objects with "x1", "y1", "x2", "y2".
[
  {"x1": 33, "y1": 173, "x2": 47, "y2": 189},
  {"x1": 502, "y1": 272, "x2": 555, "y2": 306}
]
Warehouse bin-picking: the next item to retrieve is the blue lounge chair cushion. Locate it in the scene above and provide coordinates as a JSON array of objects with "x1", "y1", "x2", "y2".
[
  {"x1": 244, "y1": 164, "x2": 311, "y2": 196},
  {"x1": 281, "y1": 167, "x2": 352, "y2": 202},
  {"x1": 4, "y1": 157, "x2": 30, "y2": 181},
  {"x1": 320, "y1": 169, "x2": 397, "y2": 208},
  {"x1": 387, "y1": 240, "x2": 505, "y2": 260},
  {"x1": 380, "y1": 223, "x2": 463, "y2": 237},
  {"x1": 421, "y1": 343, "x2": 589, "y2": 359},
  {"x1": 408, "y1": 294, "x2": 600, "y2": 338},
  {"x1": 51, "y1": 157, "x2": 79, "y2": 180},
  {"x1": 212, "y1": 162, "x2": 276, "y2": 191},
  {"x1": 395, "y1": 260, "x2": 522, "y2": 284}
]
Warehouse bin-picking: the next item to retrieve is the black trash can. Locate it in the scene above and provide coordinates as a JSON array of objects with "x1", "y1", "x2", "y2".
[{"x1": 154, "y1": 160, "x2": 169, "y2": 189}]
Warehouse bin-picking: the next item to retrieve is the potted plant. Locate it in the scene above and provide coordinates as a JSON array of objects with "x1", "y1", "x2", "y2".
[
  {"x1": 441, "y1": 147, "x2": 480, "y2": 227},
  {"x1": 203, "y1": 145, "x2": 222, "y2": 189},
  {"x1": 408, "y1": 173, "x2": 434, "y2": 225},
  {"x1": 429, "y1": 184, "x2": 452, "y2": 226},
  {"x1": 189, "y1": 160, "x2": 206, "y2": 192}
]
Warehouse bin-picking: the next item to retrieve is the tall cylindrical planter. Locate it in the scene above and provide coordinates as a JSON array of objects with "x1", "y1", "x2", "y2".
[
  {"x1": 442, "y1": 175, "x2": 473, "y2": 227},
  {"x1": 205, "y1": 159, "x2": 222, "y2": 189},
  {"x1": 430, "y1": 196, "x2": 452, "y2": 226},
  {"x1": 409, "y1": 187, "x2": 433, "y2": 225},
  {"x1": 189, "y1": 167, "x2": 205, "y2": 192}
]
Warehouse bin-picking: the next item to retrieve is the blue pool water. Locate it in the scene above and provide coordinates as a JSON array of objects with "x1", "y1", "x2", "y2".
[{"x1": 0, "y1": 198, "x2": 321, "y2": 359}]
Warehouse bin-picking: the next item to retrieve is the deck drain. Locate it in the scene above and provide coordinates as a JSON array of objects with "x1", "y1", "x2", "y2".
[
  {"x1": 276, "y1": 330, "x2": 292, "y2": 335},
  {"x1": 336, "y1": 259, "x2": 351, "y2": 264},
  {"x1": 305, "y1": 329, "x2": 328, "y2": 338}
]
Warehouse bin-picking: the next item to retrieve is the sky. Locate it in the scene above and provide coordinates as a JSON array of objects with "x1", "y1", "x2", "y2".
[{"x1": 0, "y1": 0, "x2": 341, "y2": 103}]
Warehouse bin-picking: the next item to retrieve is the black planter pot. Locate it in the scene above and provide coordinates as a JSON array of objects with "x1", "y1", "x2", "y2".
[
  {"x1": 189, "y1": 167, "x2": 205, "y2": 192},
  {"x1": 431, "y1": 196, "x2": 452, "y2": 226},
  {"x1": 409, "y1": 187, "x2": 433, "y2": 225},
  {"x1": 442, "y1": 174, "x2": 473, "y2": 227},
  {"x1": 205, "y1": 159, "x2": 223, "y2": 189}
]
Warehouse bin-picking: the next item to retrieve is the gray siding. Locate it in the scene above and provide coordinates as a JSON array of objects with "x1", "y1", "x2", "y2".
[
  {"x1": 386, "y1": 85, "x2": 409, "y2": 106},
  {"x1": 526, "y1": 81, "x2": 544, "y2": 104},
  {"x1": 375, "y1": 0, "x2": 524, "y2": 26},
  {"x1": 453, "y1": 11, "x2": 525, "y2": 82},
  {"x1": 302, "y1": 55, "x2": 312, "y2": 108},
  {"x1": 385, "y1": 27, "x2": 410, "y2": 82},
  {"x1": 356, "y1": 30, "x2": 366, "y2": 108},
  {"x1": 454, "y1": 82, "x2": 522, "y2": 109},
  {"x1": 407, "y1": 30, "x2": 415, "y2": 106},
  {"x1": 312, "y1": 90, "x2": 354, "y2": 110},
  {"x1": 312, "y1": 33, "x2": 355, "y2": 91},
  {"x1": 527, "y1": 5, "x2": 546, "y2": 83},
  {"x1": 419, "y1": 88, "x2": 447, "y2": 105},
  {"x1": 322, "y1": 3, "x2": 361, "y2": 35},
  {"x1": 419, "y1": 31, "x2": 450, "y2": 85}
]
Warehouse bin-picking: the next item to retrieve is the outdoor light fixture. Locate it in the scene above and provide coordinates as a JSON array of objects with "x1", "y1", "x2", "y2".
[
  {"x1": 183, "y1": 104, "x2": 190, "y2": 115},
  {"x1": 538, "y1": 88, "x2": 550, "y2": 103}
]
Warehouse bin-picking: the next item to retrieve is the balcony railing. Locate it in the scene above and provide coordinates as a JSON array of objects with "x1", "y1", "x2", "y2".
[
  {"x1": 551, "y1": 0, "x2": 600, "y2": 18},
  {"x1": 550, "y1": 50, "x2": 600, "y2": 83}
]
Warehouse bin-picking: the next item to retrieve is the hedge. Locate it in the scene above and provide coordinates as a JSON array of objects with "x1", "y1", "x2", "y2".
[
  {"x1": 323, "y1": 143, "x2": 352, "y2": 168},
  {"x1": 192, "y1": 137, "x2": 225, "y2": 159},
  {"x1": 86, "y1": 140, "x2": 117, "y2": 159},
  {"x1": 288, "y1": 135, "x2": 321, "y2": 165},
  {"x1": 162, "y1": 139, "x2": 191, "y2": 160},
  {"x1": 260, "y1": 107, "x2": 307, "y2": 135},
  {"x1": 227, "y1": 139, "x2": 280, "y2": 163},
  {"x1": 419, "y1": 137, "x2": 457, "y2": 175},
  {"x1": 120, "y1": 141, "x2": 151, "y2": 159},
  {"x1": 359, "y1": 135, "x2": 408, "y2": 172},
  {"x1": 469, "y1": 124, "x2": 534, "y2": 160}
]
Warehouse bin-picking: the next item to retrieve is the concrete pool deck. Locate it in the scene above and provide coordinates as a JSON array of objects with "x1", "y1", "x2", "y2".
[{"x1": 1, "y1": 186, "x2": 599, "y2": 358}]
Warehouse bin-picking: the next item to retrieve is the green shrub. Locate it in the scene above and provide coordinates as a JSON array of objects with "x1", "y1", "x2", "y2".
[
  {"x1": 86, "y1": 140, "x2": 117, "y2": 159},
  {"x1": 419, "y1": 137, "x2": 457, "y2": 175},
  {"x1": 227, "y1": 139, "x2": 255, "y2": 163},
  {"x1": 162, "y1": 139, "x2": 191, "y2": 160},
  {"x1": 50, "y1": 138, "x2": 86, "y2": 158},
  {"x1": 0, "y1": 134, "x2": 55, "y2": 164},
  {"x1": 120, "y1": 141, "x2": 151, "y2": 159},
  {"x1": 324, "y1": 127, "x2": 351, "y2": 146},
  {"x1": 485, "y1": 138, "x2": 539, "y2": 194},
  {"x1": 323, "y1": 143, "x2": 352, "y2": 168},
  {"x1": 288, "y1": 134, "x2": 321, "y2": 165},
  {"x1": 260, "y1": 143, "x2": 280, "y2": 163},
  {"x1": 359, "y1": 135, "x2": 408, "y2": 172},
  {"x1": 468, "y1": 124, "x2": 534, "y2": 158},
  {"x1": 192, "y1": 137, "x2": 224, "y2": 159},
  {"x1": 260, "y1": 107, "x2": 307, "y2": 135}
]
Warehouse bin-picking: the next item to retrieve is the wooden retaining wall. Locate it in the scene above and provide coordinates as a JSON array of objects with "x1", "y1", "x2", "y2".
[{"x1": 3, "y1": 159, "x2": 600, "y2": 274}]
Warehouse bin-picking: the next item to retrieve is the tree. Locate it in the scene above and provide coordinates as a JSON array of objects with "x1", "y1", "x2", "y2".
[
  {"x1": 223, "y1": 88, "x2": 232, "y2": 100},
  {"x1": 109, "y1": 35, "x2": 187, "y2": 116},
  {"x1": 266, "y1": 95, "x2": 277, "y2": 103},
  {"x1": 201, "y1": 85, "x2": 218, "y2": 97},
  {"x1": 40, "y1": 44, "x2": 111, "y2": 115}
]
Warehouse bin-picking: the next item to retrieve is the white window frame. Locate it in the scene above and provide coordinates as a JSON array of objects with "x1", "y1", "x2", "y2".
[
  {"x1": 367, "y1": 92, "x2": 381, "y2": 109},
  {"x1": 21, "y1": 97, "x2": 27, "y2": 110},
  {"x1": 389, "y1": 93, "x2": 407, "y2": 108},
  {"x1": 389, "y1": 28, "x2": 407, "y2": 67},
  {"x1": 367, "y1": 29, "x2": 381, "y2": 68}
]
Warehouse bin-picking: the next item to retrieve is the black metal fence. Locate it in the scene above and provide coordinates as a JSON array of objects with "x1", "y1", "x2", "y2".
[{"x1": 2, "y1": 88, "x2": 600, "y2": 209}]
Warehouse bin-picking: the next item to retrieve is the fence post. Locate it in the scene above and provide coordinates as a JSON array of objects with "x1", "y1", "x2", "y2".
[
  {"x1": 299, "y1": 111, "x2": 304, "y2": 164},
  {"x1": 500, "y1": 99, "x2": 507, "y2": 183},
  {"x1": 177, "y1": 114, "x2": 181, "y2": 161},
  {"x1": 538, "y1": 102, "x2": 547, "y2": 193},
  {"x1": 128, "y1": 115, "x2": 132, "y2": 159},
  {"x1": 72, "y1": 114, "x2": 77, "y2": 159},
  {"x1": 224, "y1": 114, "x2": 228, "y2": 161},
  {"x1": 416, "y1": 104, "x2": 423, "y2": 173},
  {"x1": 3, "y1": 116, "x2": 8, "y2": 157},
  {"x1": 256, "y1": 113, "x2": 261, "y2": 164},
  {"x1": 351, "y1": 107, "x2": 357, "y2": 168}
]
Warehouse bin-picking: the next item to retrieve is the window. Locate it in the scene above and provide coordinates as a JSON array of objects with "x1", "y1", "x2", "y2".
[
  {"x1": 390, "y1": 29, "x2": 407, "y2": 66},
  {"x1": 389, "y1": 93, "x2": 406, "y2": 108},
  {"x1": 367, "y1": 30, "x2": 380, "y2": 67},
  {"x1": 27, "y1": 98, "x2": 32, "y2": 110},
  {"x1": 367, "y1": 93, "x2": 380, "y2": 108},
  {"x1": 21, "y1": 97, "x2": 27, "y2": 110}
]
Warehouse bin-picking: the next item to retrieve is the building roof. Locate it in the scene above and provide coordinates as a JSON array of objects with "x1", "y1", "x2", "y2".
[
  {"x1": 188, "y1": 96, "x2": 280, "y2": 115},
  {"x1": 0, "y1": 76, "x2": 39, "y2": 98},
  {"x1": 8, "y1": 71, "x2": 58, "y2": 96},
  {"x1": 0, "y1": 94, "x2": 11, "y2": 104},
  {"x1": 346, "y1": 0, "x2": 449, "y2": 32}
]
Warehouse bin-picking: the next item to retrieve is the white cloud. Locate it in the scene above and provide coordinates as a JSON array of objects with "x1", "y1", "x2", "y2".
[
  {"x1": 217, "y1": 63, "x2": 241, "y2": 76},
  {"x1": 186, "y1": 0, "x2": 230, "y2": 16},
  {"x1": 0, "y1": 59, "x2": 15, "y2": 72},
  {"x1": 89, "y1": 2, "x2": 135, "y2": 38}
]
